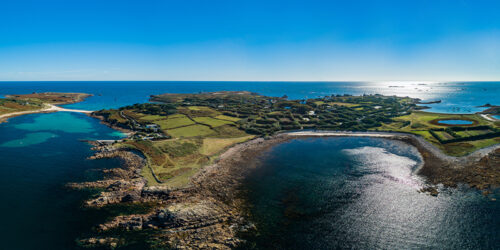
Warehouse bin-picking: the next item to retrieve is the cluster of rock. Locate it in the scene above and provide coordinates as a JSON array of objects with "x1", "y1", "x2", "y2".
[
  {"x1": 96, "y1": 198, "x2": 247, "y2": 249},
  {"x1": 404, "y1": 135, "x2": 500, "y2": 197},
  {"x1": 67, "y1": 146, "x2": 146, "y2": 207},
  {"x1": 69, "y1": 138, "x2": 284, "y2": 249},
  {"x1": 423, "y1": 148, "x2": 500, "y2": 193}
]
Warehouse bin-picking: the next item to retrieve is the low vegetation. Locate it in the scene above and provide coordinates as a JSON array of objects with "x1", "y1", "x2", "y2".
[
  {"x1": 94, "y1": 91, "x2": 499, "y2": 186},
  {"x1": 0, "y1": 98, "x2": 42, "y2": 115},
  {"x1": 1, "y1": 92, "x2": 91, "y2": 119},
  {"x1": 5, "y1": 92, "x2": 91, "y2": 104}
]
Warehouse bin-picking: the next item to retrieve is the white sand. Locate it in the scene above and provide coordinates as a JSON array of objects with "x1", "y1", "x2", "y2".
[{"x1": 0, "y1": 104, "x2": 92, "y2": 121}]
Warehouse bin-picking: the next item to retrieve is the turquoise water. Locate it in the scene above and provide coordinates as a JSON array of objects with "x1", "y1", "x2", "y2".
[
  {"x1": 0, "y1": 82, "x2": 498, "y2": 249},
  {"x1": 0, "y1": 113, "x2": 125, "y2": 249},
  {"x1": 437, "y1": 119, "x2": 474, "y2": 125},
  {"x1": 240, "y1": 137, "x2": 499, "y2": 249},
  {"x1": 493, "y1": 115, "x2": 500, "y2": 120}
]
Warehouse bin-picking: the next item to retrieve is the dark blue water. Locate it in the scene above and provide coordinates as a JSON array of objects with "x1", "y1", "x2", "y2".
[
  {"x1": 0, "y1": 81, "x2": 499, "y2": 113},
  {"x1": 0, "y1": 82, "x2": 499, "y2": 249},
  {"x1": 241, "y1": 137, "x2": 500, "y2": 249}
]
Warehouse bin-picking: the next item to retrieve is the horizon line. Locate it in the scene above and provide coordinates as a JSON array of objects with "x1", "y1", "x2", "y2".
[{"x1": 1, "y1": 80, "x2": 500, "y2": 83}]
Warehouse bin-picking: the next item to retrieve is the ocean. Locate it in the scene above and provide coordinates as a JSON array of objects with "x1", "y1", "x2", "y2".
[
  {"x1": 1, "y1": 81, "x2": 499, "y2": 113},
  {"x1": 0, "y1": 81, "x2": 498, "y2": 249}
]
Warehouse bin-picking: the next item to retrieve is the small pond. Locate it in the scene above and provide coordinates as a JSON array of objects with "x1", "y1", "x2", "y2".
[{"x1": 437, "y1": 119, "x2": 474, "y2": 125}]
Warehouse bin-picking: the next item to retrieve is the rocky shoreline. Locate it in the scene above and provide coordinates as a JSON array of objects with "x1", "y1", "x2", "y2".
[
  {"x1": 89, "y1": 113, "x2": 135, "y2": 135},
  {"x1": 71, "y1": 137, "x2": 290, "y2": 249},
  {"x1": 71, "y1": 132, "x2": 499, "y2": 249}
]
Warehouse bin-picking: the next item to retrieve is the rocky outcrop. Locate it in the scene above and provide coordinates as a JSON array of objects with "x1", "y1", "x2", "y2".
[
  {"x1": 97, "y1": 199, "x2": 246, "y2": 249},
  {"x1": 67, "y1": 147, "x2": 148, "y2": 207},
  {"x1": 78, "y1": 237, "x2": 122, "y2": 249}
]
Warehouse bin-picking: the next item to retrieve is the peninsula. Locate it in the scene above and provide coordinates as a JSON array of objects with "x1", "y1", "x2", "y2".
[
  {"x1": 0, "y1": 92, "x2": 92, "y2": 122},
  {"x1": 71, "y1": 91, "x2": 499, "y2": 248}
]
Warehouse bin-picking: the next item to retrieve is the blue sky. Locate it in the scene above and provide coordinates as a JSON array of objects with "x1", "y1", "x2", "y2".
[{"x1": 1, "y1": 0, "x2": 499, "y2": 81}]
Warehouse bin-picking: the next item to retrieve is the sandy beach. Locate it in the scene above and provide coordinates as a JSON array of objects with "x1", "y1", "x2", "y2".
[{"x1": 0, "y1": 104, "x2": 92, "y2": 123}]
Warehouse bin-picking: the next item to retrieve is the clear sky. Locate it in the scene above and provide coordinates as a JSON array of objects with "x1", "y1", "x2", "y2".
[{"x1": 1, "y1": 0, "x2": 499, "y2": 81}]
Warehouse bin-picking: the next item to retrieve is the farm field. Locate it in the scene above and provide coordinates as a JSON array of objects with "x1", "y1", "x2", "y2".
[
  {"x1": 192, "y1": 117, "x2": 234, "y2": 127},
  {"x1": 155, "y1": 116, "x2": 195, "y2": 130},
  {"x1": 167, "y1": 124, "x2": 215, "y2": 138}
]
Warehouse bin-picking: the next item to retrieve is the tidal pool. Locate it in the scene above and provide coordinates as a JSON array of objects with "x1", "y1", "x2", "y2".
[{"x1": 436, "y1": 119, "x2": 474, "y2": 125}]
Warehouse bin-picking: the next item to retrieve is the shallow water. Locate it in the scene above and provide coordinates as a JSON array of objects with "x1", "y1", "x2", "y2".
[
  {"x1": 240, "y1": 137, "x2": 499, "y2": 249},
  {"x1": 437, "y1": 119, "x2": 474, "y2": 125}
]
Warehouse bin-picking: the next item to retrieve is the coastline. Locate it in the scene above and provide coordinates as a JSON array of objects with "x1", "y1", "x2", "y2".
[
  {"x1": 89, "y1": 112, "x2": 135, "y2": 135},
  {"x1": 77, "y1": 130, "x2": 499, "y2": 248}
]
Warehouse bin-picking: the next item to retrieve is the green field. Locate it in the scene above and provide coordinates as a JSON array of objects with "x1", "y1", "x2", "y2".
[
  {"x1": 121, "y1": 133, "x2": 254, "y2": 187},
  {"x1": 455, "y1": 130, "x2": 490, "y2": 137},
  {"x1": 328, "y1": 102, "x2": 360, "y2": 107},
  {"x1": 155, "y1": 116, "x2": 195, "y2": 130},
  {"x1": 139, "y1": 114, "x2": 165, "y2": 121},
  {"x1": 193, "y1": 117, "x2": 234, "y2": 127},
  {"x1": 167, "y1": 124, "x2": 215, "y2": 138},
  {"x1": 214, "y1": 115, "x2": 241, "y2": 122}
]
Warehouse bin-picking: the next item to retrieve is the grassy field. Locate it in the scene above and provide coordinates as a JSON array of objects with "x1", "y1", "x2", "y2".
[
  {"x1": 214, "y1": 115, "x2": 241, "y2": 122},
  {"x1": 182, "y1": 106, "x2": 220, "y2": 117},
  {"x1": 139, "y1": 114, "x2": 164, "y2": 121},
  {"x1": 167, "y1": 124, "x2": 215, "y2": 138},
  {"x1": 200, "y1": 136, "x2": 254, "y2": 155},
  {"x1": 328, "y1": 102, "x2": 360, "y2": 107},
  {"x1": 0, "y1": 100, "x2": 41, "y2": 115},
  {"x1": 193, "y1": 117, "x2": 234, "y2": 127},
  {"x1": 121, "y1": 132, "x2": 254, "y2": 187},
  {"x1": 155, "y1": 116, "x2": 195, "y2": 130}
]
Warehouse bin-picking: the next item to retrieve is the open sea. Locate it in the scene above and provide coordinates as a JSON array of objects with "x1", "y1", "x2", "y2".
[{"x1": 0, "y1": 81, "x2": 499, "y2": 249}]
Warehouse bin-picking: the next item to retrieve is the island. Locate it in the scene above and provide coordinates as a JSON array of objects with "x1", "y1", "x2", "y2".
[
  {"x1": 0, "y1": 92, "x2": 92, "y2": 122},
  {"x1": 70, "y1": 91, "x2": 499, "y2": 249}
]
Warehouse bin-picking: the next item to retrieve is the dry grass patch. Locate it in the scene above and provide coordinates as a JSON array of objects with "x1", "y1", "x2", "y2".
[
  {"x1": 201, "y1": 136, "x2": 254, "y2": 156},
  {"x1": 167, "y1": 124, "x2": 215, "y2": 138}
]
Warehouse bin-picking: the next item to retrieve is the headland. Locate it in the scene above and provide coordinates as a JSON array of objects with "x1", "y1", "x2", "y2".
[{"x1": 0, "y1": 92, "x2": 92, "y2": 123}]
